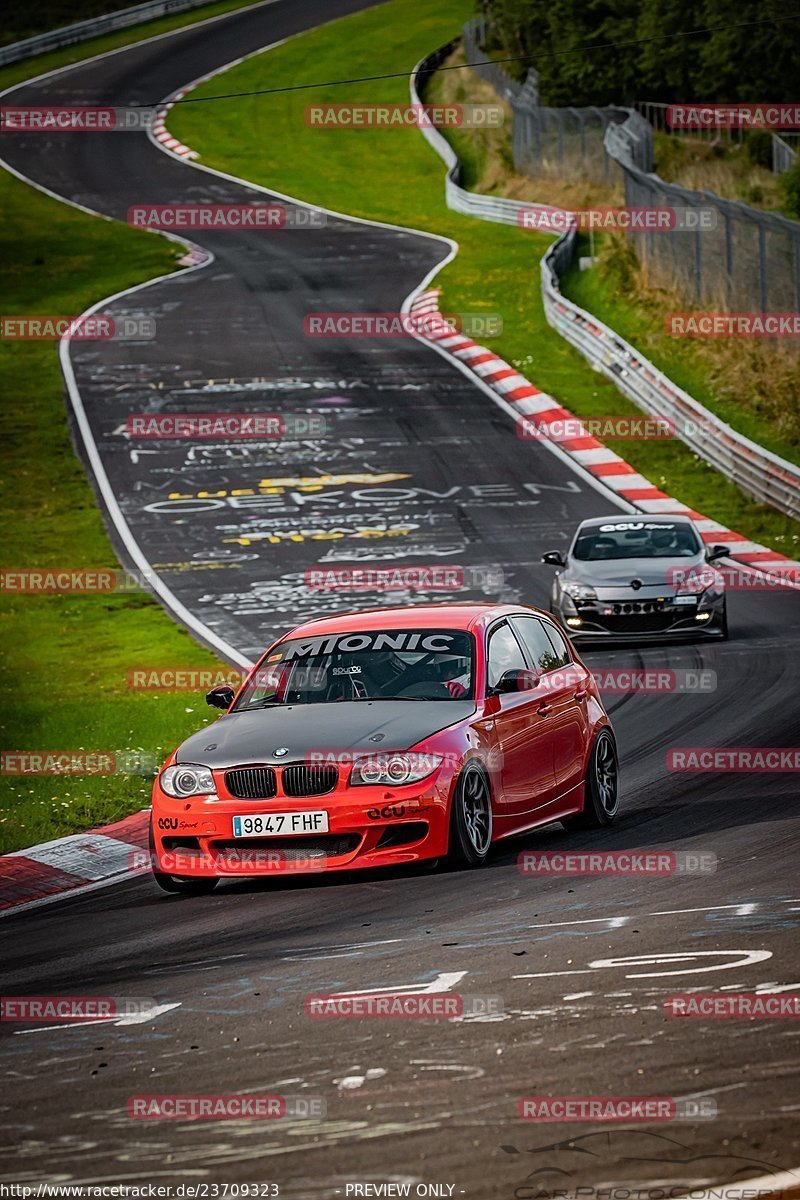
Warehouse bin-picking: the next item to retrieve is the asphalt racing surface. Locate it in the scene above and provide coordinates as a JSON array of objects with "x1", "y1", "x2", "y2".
[{"x1": 1, "y1": 0, "x2": 800, "y2": 1193}]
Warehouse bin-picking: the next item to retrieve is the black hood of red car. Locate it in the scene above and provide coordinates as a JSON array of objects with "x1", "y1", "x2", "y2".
[{"x1": 175, "y1": 700, "x2": 473, "y2": 769}]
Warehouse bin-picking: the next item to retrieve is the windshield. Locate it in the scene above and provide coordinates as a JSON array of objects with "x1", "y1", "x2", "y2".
[
  {"x1": 234, "y1": 629, "x2": 474, "y2": 708},
  {"x1": 573, "y1": 522, "x2": 700, "y2": 561}
]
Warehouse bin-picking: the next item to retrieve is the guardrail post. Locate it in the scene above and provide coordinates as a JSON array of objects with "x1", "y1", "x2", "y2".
[
  {"x1": 724, "y1": 209, "x2": 734, "y2": 307},
  {"x1": 758, "y1": 222, "x2": 768, "y2": 313}
]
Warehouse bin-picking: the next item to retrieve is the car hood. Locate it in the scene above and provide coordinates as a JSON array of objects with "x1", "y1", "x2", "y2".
[
  {"x1": 564, "y1": 555, "x2": 706, "y2": 591},
  {"x1": 175, "y1": 700, "x2": 473, "y2": 769}
]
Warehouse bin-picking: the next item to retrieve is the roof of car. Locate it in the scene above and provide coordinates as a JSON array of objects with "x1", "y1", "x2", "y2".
[
  {"x1": 577, "y1": 514, "x2": 695, "y2": 529},
  {"x1": 283, "y1": 603, "x2": 548, "y2": 640}
]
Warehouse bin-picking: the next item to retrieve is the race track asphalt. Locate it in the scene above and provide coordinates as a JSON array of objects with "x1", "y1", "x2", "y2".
[{"x1": 1, "y1": 1, "x2": 799, "y2": 1192}]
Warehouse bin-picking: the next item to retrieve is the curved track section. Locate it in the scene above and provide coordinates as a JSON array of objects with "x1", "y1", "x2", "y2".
[{"x1": 1, "y1": 1, "x2": 799, "y2": 1191}]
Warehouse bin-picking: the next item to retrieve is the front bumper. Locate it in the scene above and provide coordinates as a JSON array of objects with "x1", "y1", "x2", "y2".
[
  {"x1": 553, "y1": 592, "x2": 725, "y2": 641},
  {"x1": 150, "y1": 764, "x2": 454, "y2": 878}
]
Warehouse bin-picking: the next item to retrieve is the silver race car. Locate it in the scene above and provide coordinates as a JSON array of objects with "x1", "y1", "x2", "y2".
[{"x1": 543, "y1": 515, "x2": 729, "y2": 643}]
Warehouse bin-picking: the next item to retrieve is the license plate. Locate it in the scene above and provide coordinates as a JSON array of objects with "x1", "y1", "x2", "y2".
[
  {"x1": 232, "y1": 811, "x2": 329, "y2": 837},
  {"x1": 673, "y1": 596, "x2": 696, "y2": 606}
]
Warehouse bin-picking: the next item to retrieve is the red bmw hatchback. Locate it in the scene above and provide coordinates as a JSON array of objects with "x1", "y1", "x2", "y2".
[{"x1": 149, "y1": 604, "x2": 619, "y2": 893}]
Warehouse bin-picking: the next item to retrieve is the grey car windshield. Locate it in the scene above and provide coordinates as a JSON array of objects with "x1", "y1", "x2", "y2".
[{"x1": 573, "y1": 523, "x2": 700, "y2": 561}]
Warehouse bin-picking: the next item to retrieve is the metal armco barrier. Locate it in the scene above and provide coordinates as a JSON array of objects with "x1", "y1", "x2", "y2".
[
  {"x1": 411, "y1": 45, "x2": 800, "y2": 521},
  {"x1": 541, "y1": 234, "x2": 800, "y2": 519},
  {"x1": 0, "y1": 0, "x2": 220, "y2": 65},
  {"x1": 412, "y1": 44, "x2": 533, "y2": 228}
]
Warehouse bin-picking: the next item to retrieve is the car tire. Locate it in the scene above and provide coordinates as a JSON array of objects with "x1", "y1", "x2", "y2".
[
  {"x1": 449, "y1": 763, "x2": 493, "y2": 867},
  {"x1": 149, "y1": 821, "x2": 218, "y2": 894},
  {"x1": 719, "y1": 599, "x2": 729, "y2": 640},
  {"x1": 565, "y1": 730, "x2": 620, "y2": 830},
  {"x1": 152, "y1": 870, "x2": 219, "y2": 895}
]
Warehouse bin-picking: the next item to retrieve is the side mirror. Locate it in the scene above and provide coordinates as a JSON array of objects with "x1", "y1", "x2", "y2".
[
  {"x1": 206, "y1": 684, "x2": 235, "y2": 710},
  {"x1": 492, "y1": 668, "x2": 540, "y2": 695},
  {"x1": 706, "y1": 544, "x2": 730, "y2": 562},
  {"x1": 542, "y1": 551, "x2": 566, "y2": 567}
]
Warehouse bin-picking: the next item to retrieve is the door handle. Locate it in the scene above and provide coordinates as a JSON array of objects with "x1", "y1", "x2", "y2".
[
  {"x1": 574, "y1": 688, "x2": 588, "y2": 700},
  {"x1": 537, "y1": 702, "x2": 552, "y2": 716}
]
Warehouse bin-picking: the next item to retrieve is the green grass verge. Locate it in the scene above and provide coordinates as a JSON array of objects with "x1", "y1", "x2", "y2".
[
  {"x1": 0, "y1": 171, "x2": 232, "y2": 853},
  {"x1": 169, "y1": 0, "x2": 800, "y2": 558},
  {"x1": 561, "y1": 241, "x2": 800, "y2": 467},
  {"x1": 0, "y1": 0, "x2": 270, "y2": 852}
]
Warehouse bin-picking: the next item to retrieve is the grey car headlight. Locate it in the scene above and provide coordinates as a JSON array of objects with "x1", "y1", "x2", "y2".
[
  {"x1": 561, "y1": 580, "x2": 598, "y2": 602},
  {"x1": 160, "y1": 763, "x2": 215, "y2": 797},
  {"x1": 676, "y1": 566, "x2": 724, "y2": 599}
]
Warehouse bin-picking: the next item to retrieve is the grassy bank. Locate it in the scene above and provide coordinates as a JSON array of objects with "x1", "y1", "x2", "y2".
[
  {"x1": 652, "y1": 132, "x2": 787, "y2": 215},
  {"x1": 169, "y1": 0, "x2": 799, "y2": 556},
  {"x1": 0, "y1": 170, "x2": 234, "y2": 853},
  {"x1": 0, "y1": 1, "x2": 271, "y2": 854}
]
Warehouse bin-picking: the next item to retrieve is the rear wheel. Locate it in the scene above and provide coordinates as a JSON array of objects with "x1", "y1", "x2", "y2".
[
  {"x1": 565, "y1": 730, "x2": 619, "y2": 830},
  {"x1": 449, "y1": 764, "x2": 493, "y2": 867}
]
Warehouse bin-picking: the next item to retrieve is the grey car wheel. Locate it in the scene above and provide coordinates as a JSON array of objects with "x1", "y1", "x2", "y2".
[
  {"x1": 450, "y1": 764, "x2": 493, "y2": 866},
  {"x1": 566, "y1": 731, "x2": 620, "y2": 829}
]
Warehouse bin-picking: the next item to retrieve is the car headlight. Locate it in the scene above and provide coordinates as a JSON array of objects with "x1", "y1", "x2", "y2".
[
  {"x1": 676, "y1": 567, "x2": 721, "y2": 596},
  {"x1": 160, "y1": 763, "x2": 215, "y2": 797},
  {"x1": 350, "y1": 753, "x2": 443, "y2": 787},
  {"x1": 561, "y1": 580, "x2": 598, "y2": 602}
]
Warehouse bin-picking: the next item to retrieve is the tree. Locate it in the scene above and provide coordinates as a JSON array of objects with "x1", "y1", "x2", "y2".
[{"x1": 477, "y1": 0, "x2": 800, "y2": 104}]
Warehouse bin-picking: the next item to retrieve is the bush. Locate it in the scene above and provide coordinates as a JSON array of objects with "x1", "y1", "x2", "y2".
[
  {"x1": 779, "y1": 159, "x2": 800, "y2": 218},
  {"x1": 744, "y1": 131, "x2": 774, "y2": 169}
]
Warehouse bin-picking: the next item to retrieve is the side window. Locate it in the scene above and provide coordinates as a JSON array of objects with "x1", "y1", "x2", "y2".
[
  {"x1": 542, "y1": 621, "x2": 572, "y2": 668},
  {"x1": 486, "y1": 622, "x2": 527, "y2": 691},
  {"x1": 511, "y1": 616, "x2": 567, "y2": 672}
]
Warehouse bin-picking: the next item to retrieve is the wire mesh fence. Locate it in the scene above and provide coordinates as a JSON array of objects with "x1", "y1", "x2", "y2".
[
  {"x1": 413, "y1": 39, "x2": 800, "y2": 518},
  {"x1": 463, "y1": 19, "x2": 647, "y2": 183},
  {"x1": 462, "y1": 18, "x2": 800, "y2": 319},
  {"x1": 610, "y1": 119, "x2": 800, "y2": 311},
  {"x1": 772, "y1": 134, "x2": 799, "y2": 174}
]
